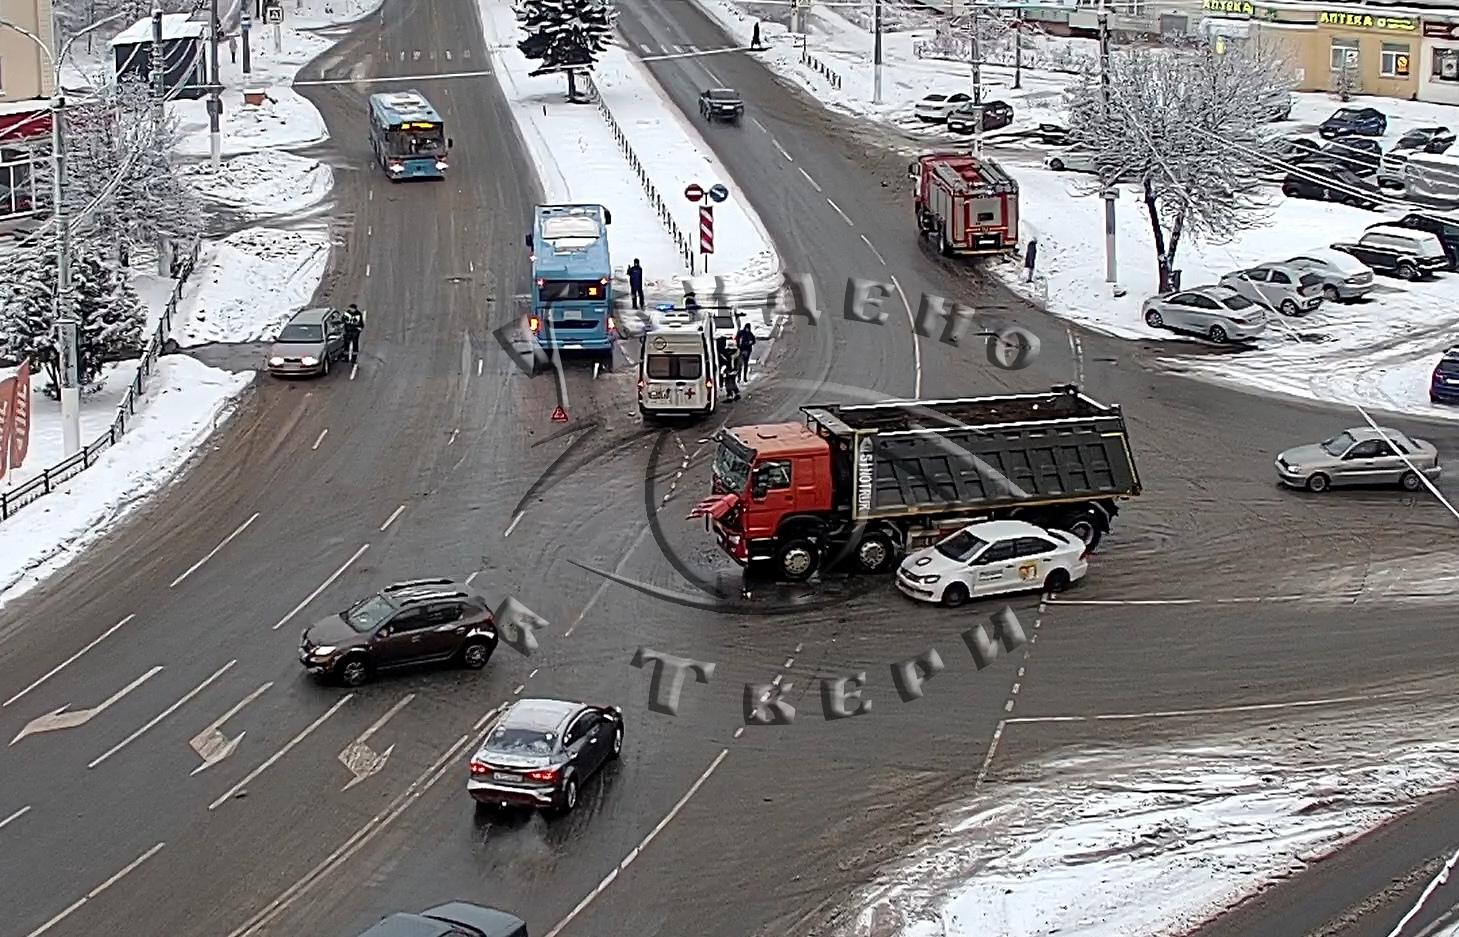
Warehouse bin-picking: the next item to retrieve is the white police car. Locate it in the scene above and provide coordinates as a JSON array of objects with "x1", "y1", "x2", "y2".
[{"x1": 896, "y1": 519, "x2": 1088, "y2": 607}]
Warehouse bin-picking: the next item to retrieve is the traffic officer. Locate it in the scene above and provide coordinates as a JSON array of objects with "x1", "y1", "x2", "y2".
[{"x1": 343, "y1": 304, "x2": 365, "y2": 362}]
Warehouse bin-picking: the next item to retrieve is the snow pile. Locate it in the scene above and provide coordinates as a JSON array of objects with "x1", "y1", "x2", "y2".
[
  {"x1": 0, "y1": 356, "x2": 253, "y2": 606},
  {"x1": 846, "y1": 707, "x2": 1459, "y2": 937},
  {"x1": 174, "y1": 227, "x2": 332, "y2": 346},
  {"x1": 178, "y1": 150, "x2": 334, "y2": 216}
]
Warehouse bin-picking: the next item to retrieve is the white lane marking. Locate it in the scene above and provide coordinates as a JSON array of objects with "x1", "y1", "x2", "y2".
[
  {"x1": 825, "y1": 197, "x2": 853, "y2": 226},
  {"x1": 512, "y1": 684, "x2": 524, "y2": 696},
  {"x1": 671, "y1": 43, "x2": 684, "y2": 53},
  {"x1": 88, "y1": 660, "x2": 237, "y2": 768},
  {"x1": 973, "y1": 719, "x2": 1007, "y2": 791},
  {"x1": 11, "y1": 667, "x2": 163, "y2": 745},
  {"x1": 25, "y1": 842, "x2": 166, "y2": 937},
  {"x1": 564, "y1": 523, "x2": 653, "y2": 637},
  {"x1": 4, "y1": 614, "x2": 137, "y2": 707},
  {"x1": 797, "y1": 167, "x2": 822, "y2": 192},
  {"x1": 367, "y1": 225, "x2": 372, "y2": 237},
  {"x1": 703, "y1": 65, "x2": 722, "y2": 85},
  {"x1": 640, "y1": 46, "x2": 745, "y2": 63},
  {"x1": 0, "y1": 804, "x2": 31, "y2": 830},
  {"x1": 888, "y1": 275, "x2": 923, "y2": 398},
  {"x1": 638, "y1": 41, "x2": 651, "y2": 52},
  {"x1": 543, "y1": 748, "x2": 730, "y2": 937},
  {"x1": 1005, "y1": 689, "x2": 1428, "y2": 725},
  {"x1": 592, "y1": 361, "x2": 600, "y2": 381},
  {"x1": 365, "y1": 263, "x2": 371, "y2": 277},
  {"x1": 311, "y1": 428, "x2": 328, "y2": 450},
  {"x1": 503, "y1": 511, "x2": 524, "y2": 537},
  {"x1": 369, "y1": 189, "x2": 373, "y2": 201},
  {"x1": 339, "y1": 693, "x2": 415, "y2": 791},
  {"x1": 473, "y1": 703, "x2": 506, "y2": 732},
  {"x1": 379, "y1": 505, "x2": 406, "y2": 531},
  {"x1": 273, "y1": 544, "x2": 371, "y2": 630},
  {"x1": 770, "y1": 137, "x2": 793, "y2": 162},
  {"x1": 189, "y1": 681, "x2": 272, "y2": 775},
  {"x1": 447, "y1": 428, "x2": 460, "y2": 446},
  {"x1": 170, "y1": 514, "x2": 260, "y2": 588},
  {"x1": 223, "y1": 733, "x2": 474, "y2": 937},
  {"x1": 208, "y1": 694, "x2": 354, "y2": 810},
  {"x1": 1046, "y1": 595, "x2": 1313, "y2": 606},
  {"x1": 860, "y1": 233, "x2": 886, "y2": 265},
  {"x1": 349, "y1": 363, "x2": 359, "y2": 381},
  {"x1": 751, "y1": 116, "x2": 768, "y2": 133},
  {"x1": 476, "y1": 358, "x2": 483, "y2": 376},
  {"x1": 464, "y1": 571, "x2": 481, "y2": 586}
]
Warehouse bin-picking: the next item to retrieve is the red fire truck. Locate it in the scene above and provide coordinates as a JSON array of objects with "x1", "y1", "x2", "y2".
[{"x1": 909, "y1": 150, "x2": 1019, "y2": 257}]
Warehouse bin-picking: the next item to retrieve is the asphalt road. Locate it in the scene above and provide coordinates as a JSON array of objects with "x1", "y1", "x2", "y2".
[{"x1": 2, "y1": 1, "x2": 1459, "y2": 936}]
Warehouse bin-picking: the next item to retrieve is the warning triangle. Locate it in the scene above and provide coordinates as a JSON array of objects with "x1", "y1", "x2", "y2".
[{"x1": 551, "y1": 405, "x2": 568, "y2": 423}]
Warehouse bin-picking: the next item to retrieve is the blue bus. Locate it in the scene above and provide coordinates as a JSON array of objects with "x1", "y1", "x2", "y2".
[
  {"x1": 525, "y1": 204, "x2": 615, "y2": 354},
  {"x1": 367, "y1": 90, "x2": 452, "y2": 180}
]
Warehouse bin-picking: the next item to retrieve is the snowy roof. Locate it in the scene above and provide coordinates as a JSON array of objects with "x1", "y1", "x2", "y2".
[
  {"x1": 111, "y1": 14, "x2": 206, "y2": 47},
  {"x1": 369, "y1": 91, "x2": 442, "y2": 125}
]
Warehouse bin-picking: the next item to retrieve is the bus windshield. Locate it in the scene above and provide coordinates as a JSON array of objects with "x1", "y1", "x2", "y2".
[
  {"x1": 539, "y1": 279, "x2": 607, "y2": 302},
  {"x1": 387, "y1": 127, "x2": 445, "y2": 157}
]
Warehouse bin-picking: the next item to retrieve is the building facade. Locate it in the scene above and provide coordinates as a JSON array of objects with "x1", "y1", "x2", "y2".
[
  {"x1": 1418, "y1": 18, "x2": 1459, "y2": 104},
  {"x1": 0, "y1": 0, "x2": 55, "y2": 220}
]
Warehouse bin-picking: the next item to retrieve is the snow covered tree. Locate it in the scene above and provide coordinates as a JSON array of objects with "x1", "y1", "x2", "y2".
[
  {"x1": 516, "y1": 0, "x2": 616, "y2": 100},
  {"x1": 0, "y1": 243, "x2": 145, "y2": 395},
  {"x1": 1063, "y1": 38, "x2": 1295, "y2": 293}
]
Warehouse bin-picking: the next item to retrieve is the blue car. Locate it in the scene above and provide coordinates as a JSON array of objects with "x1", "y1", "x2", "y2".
[
  {"x1": 1433, "y1": 347, "x2": 1459, "y2": 405},
  {"x1": 1319, "y1": 106, "x2": 1387, "y2": 139}
]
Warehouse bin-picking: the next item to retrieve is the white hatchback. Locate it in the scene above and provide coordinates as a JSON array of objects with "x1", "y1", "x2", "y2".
[{"x1": 896, "y1": 519, "x2": 1088, "y2": 607}]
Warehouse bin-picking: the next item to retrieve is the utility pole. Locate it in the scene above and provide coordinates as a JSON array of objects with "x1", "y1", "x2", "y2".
[
  {"x1": 208, "y1": 0, "x2": 222, "y2": 169},
  {"x1": 241, "y1": 9, "x2": 252, "y2": 74},
  {"x1": 970, "y1": 6, "x2": 983, "y2": 156},
  {"x1": 52, "y1": 92, "x2": 80, "y2": 456},
  {"x1": 872, "y1": 0, "x2": 883, "y2": 105},
  {"x1": 1097, "y1": 7, "x2": 1122, "y2": 296},
  {"x1": 1013, "y1": 8, "x2": 1023, "y2": 89},
  {"x1": 150, "y1": 2, "x2": 164, "y2": 126}
]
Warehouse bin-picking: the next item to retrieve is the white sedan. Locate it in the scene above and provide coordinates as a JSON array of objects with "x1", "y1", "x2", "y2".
[
  {"x1": 914, "y1": 91, "x2": 971, "y2": 123},
  {"x1": 896, "y1": 519, "x2": 1088, "y2": 607},
  {"x1": 1043, "y1": 148, "x2": 1098, "y2": 173}
]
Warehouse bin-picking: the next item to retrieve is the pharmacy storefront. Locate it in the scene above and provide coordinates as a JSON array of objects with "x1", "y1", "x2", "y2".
[
  {"x1": 1306, "y1": 9, "x2": 1420, "y2": 99},
  {"x1": 1420, "y1": 21, "x2": 1459, "y2": 105}
]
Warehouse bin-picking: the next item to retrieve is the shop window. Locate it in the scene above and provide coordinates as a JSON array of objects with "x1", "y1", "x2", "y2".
[
  {"x1": 1380, "y1": 42, "x2": 1410, "y2": 78},
  {"x1": 0, "y1": 146, "x2": 41, "y2": 218},
  {"x1": 1436, "y1": 48, "x2": 1459, "y2": 83},
  {"x1": 1330, "y1": 38, "x2": 1359, "y2": 71}
]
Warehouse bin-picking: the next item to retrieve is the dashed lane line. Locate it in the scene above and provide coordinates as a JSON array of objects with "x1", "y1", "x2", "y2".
[
  {"x1": 349, "y1": 363, "x2": 359, "y2": 381},
  {"x1": 170, "y1": 514, "x2": 260, "y2": 588},
  {"x1": 750, "y1": 116, "x2": 769, "y2": 133},
  {"x1": 311, "y1": 428, "x2": 328, "y2": 450},
  {"x1": 860, "y1": 233, "x2": 886, "y2": 265},
  {"x1": 973, "y1": 601, "x2": 1045, "y2": 788},
  {"x1": 770, "y1": 137, "x2": 793, "y2": 162},
  {"x1": 1046, "y1": 594, "x2": 1316, "y2": 606},
  {"x1": 88, "y1": 660, "x2": 237, "y2": 769},
  {"x1": 504, "y1": 512, "x2": 525, "y2": 537},
  {"x1": 0, "y1": 804, "x2": 31, "y2": 831},
  {"x1": 273, "y1": 544, "x2": 371, "y2": 631},
  {"x1": 379, "y1": 504, "x2": 406, "y2": 531},
  {"x1": 825, "y1": 198, "x2": 853, "y2": 225},
  {"x1": 208, "y1": 694, "x2": 355, "y2": 810},
  {"x1": 798, "y1": 167, "x2": 822, "y2": 192},
  {"x1": 4, "y1": 614, "x2": 137, "y2": 707},
  {"x1": 25, "y1": 842, "x2": 166, "y2": 937}
]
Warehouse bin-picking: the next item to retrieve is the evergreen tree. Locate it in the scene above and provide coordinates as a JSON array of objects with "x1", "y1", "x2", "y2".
[
  {"x1": 0, "y1": 244, "x2": 145, "y2": 395},
  {"x1": 516, "y1": 0, "x2": 616, "y2": 100}
]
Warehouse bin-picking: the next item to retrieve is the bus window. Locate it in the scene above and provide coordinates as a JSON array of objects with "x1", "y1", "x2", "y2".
[
  {"x1": 540, "y1": 280, "x2": 607, "y2": 301},
  {"x1": 646, "y1": 354, "x2": 703, "y2": 380}
]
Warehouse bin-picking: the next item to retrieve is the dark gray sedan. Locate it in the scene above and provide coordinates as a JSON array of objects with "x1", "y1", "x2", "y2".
[
  {"x1": 266, "y1": 306, "x2": 347, "y2": 377},
  {"x1": 357, "y1": 903, "x2": 526, "y2": 937},
  {"x1": 1275, "y1": 426, "x2": 1441, "y2": 492}
]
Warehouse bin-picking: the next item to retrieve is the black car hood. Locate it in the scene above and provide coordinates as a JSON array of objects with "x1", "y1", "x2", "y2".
[{"x1": 304, "y1": 614, "x2": 359, "y2": 645}]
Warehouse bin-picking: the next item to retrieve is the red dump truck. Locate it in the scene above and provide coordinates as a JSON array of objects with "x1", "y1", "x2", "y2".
[
  {"x1": 689, "y1": 386, "x2": 1142, "y2": 581},
  {"x1": 910, "y1": 150, "x2": 1019, "y2": 257}
]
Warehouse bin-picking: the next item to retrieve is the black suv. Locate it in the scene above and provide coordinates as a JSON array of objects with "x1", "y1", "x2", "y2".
[
  {"x1": 1318, "y1": 138, "x2": 1381, "y2": 175},
  {"x1": 299, "y1": 579, "x2": 498, "y2": 686},
  {"x1": 698, "y1": 87, "x2": 743, "y2": 122},
  {"x1": 1282, "y1": 161, "x2": 1380, "y2": 209},
  {"x1": 1375, "y1": 212, "x2": 1459, "y2": 269}
]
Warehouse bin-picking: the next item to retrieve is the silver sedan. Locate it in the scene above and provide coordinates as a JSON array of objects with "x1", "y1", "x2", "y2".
[
  {"x1": 1142, "y1": 285, "x2": 1267, "y2": 343},
  {"x1": 1275, "y1": 426, "x2": 1441, "y2": 492}
]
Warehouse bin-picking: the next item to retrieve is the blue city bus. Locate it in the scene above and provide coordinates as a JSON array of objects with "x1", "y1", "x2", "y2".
[
  {"x1": 524, "y1": 204, "x2": 615, "y2": 355},
  {"x1": 367, "y1": 90, "x2": 452, "y2": 181}
]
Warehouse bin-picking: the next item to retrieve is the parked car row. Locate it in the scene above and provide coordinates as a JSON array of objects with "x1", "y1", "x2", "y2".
[{"x1": 913, "y1": 91, "x2": 1015, "y2": 134}]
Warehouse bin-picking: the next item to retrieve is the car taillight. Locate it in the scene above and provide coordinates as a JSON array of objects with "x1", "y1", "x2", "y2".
[
  {"x1": 1230, "y1": 317, "x2": 1247, "y2": 324},
  {"x1": 528, "y1": 316, "x2": 540, "y2": 332},
  {"x1": 470, "y1": 761, "x2": 490, "y2": 776},
  {"x1": 637, "y1": 378, "x2": 646, "y2": 389},
  {"x1": 527, "y1": 768, "x2": 558, "y2": 782},
  {"x1": 607, "y1": 316, "x2": 616, "y2": 331}
]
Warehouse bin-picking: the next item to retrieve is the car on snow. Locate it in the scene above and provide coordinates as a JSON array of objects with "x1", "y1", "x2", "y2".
[
  {"x1": 1433, "y1": 347, "x2": 1459, "y2": 404},
  {"x1": 913, "y1": 91, "x2": 971, "y2": 122},
  {"x1": 1370, "y1": 211, "x2": 1459, "y2": 269},
  {"x1": 895, "y1": 519, "x2": 1087, "y2": 607},
  {"x1": 298, "y1": 579, "x2": 498, "y2": 686},
  {"x1": 468, "y1": 697, "x2": 623, "y2": 814},
  {"x1": 356, "y1": 903, "x2": 527, "y2": 937},
  {"x1": 1141, "y1": 284, "x2": 1267, "y2": 344},
  {"x1": 1394, "y1": 126, "x2": 1455, "y2": 154},
  {"x1": 1318, "y1": 137, "x2": 1382, "y2": 175},
  {"x1": 1286, "y1": 249, "x2": 1376, "y2": 302},
  {"x1": 1281, "y1": 160, "x2": 1381, "y2": 209},
  {"x1": 1275, "y1": 427, "x2": 1440, "y2": 493},
  {"x1": 1043, "y1": 147, "x2": 1098, "y2": 173},
  {"x1": 1218, "y1": 262, "x2": 1324, "y2": 316},
  {"x1": 1318, "y1": 106, "x2": 1387, "y2": 139},
  {"x1": 1330, "y1": 227, "x2": 1448, "y2": 280},
  {"x1": 267, "y1": 307, "x2": 349, "y2": 378},
  {"x1": 1263, "y1": 93, "x2": 1294, "y2": 121},
  {"x1": 946, "y1": 100, "x2": 1014, "y2": 134},
  {"x1": 698, "y1": 87, "x2": 744, "y2": 122}
]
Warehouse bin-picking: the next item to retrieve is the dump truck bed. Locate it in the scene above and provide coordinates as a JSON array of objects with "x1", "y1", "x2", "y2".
[{"x1": 804, "y1": 388, "x2": 1141, "y2": 521}]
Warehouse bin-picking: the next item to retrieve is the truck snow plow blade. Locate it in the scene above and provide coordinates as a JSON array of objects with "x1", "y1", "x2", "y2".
[{"x1": 688, "y1": 493, "x2": 739, "y2": 520}]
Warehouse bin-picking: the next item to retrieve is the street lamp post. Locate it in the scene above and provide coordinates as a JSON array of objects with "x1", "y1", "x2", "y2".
[{"x1": 0, "y1": 11, "x2": 130, "y2": 456}]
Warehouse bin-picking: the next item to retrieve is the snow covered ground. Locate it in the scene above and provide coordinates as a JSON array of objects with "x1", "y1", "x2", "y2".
[
  {"x1": 478, "y1": 0, "x2": 779, "y2": 302},
  {"x1": 172, "y1": 227, "x2": 332, "y2": 346},
  {"x1": 178, "y1": 150, "x2": 334, "y2": 217},
  {"x1": 845, "y1": 703, "x2": 1459, "y2": 937}
]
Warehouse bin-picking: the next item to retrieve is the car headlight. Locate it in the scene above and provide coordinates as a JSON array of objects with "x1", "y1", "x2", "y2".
[
  {"x1": 923, "y1": 575, "x2": 941, "y2": 583},
  {"x1": 269, "y1": 356, "x2": 285, "y2": 366},
  {"x1": 301, "y1": 356, "x2": 319, "y2": 366},
  {"x1": 310, "y1": 645, "x2": 337, "y2": 656}
]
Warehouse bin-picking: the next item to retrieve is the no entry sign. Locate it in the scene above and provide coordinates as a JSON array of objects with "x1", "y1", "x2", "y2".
[{"x1": 684, "y1": 183, "x2": 704, "y2": 202}]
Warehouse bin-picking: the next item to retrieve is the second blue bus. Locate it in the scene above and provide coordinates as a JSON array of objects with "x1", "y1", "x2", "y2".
[
  {"x1": 525, "y1": 204, "x2": 615, "y2": 357},
  {"x1": 367, "y1": 90, "x2": 451, "y2": 180}
]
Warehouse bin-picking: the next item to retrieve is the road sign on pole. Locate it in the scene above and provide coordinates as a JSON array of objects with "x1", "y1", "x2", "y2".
[
  {"x1": 700, "y1": 206, "x2": 714, "y2": 255},
  {"x1": 265, "y1": 4, "x2": 283, "y2": 22},
  {"x1": 684, "y1": 182, "x2": 704, "y2": 202},
  {"x1": 708, "y1": 183, "x2": 729, "y2": 203}
]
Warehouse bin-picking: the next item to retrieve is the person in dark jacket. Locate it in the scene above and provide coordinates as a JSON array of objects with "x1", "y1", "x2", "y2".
[
  {"x1": 751, "y1": 21, "x2": 763, "y2": 50},
  {"x1": 1024, "y1": 239, "x2": 1038, "y2": 283},
  {"x1": 343, "y1": 304, "x2": 365, "y2": 362},
  {"x1": 684, "y1": 290, "x2": 700, "y2": 317},
  {"x1": 735, "y1": 322, "x2": 755, "y2": 382},
  {"x1": 628, "y1": 258, "x2": 645, "y2": 309},
  {"x1": 720, "y1": 339, "x2": 741, "y2": 400}
]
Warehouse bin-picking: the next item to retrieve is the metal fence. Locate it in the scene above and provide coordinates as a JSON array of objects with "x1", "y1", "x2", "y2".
[
  {"x1": 583, "y1": 74, "x2": 700, "y2": 274},
  {"x1": 0, "y1": 236, "x2": 203, "y2": 521}
]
